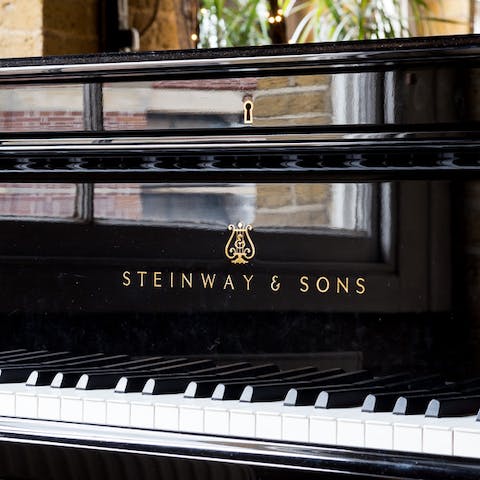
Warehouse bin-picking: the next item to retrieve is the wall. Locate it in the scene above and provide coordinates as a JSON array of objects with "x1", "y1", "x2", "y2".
[{"x1": 0, "y1": 0, "x2": 194, "y2": 58}]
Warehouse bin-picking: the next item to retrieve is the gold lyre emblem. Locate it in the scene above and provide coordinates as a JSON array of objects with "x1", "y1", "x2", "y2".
[{"x1": 225, "y1": 222, "x2": 255, "y2": 265}]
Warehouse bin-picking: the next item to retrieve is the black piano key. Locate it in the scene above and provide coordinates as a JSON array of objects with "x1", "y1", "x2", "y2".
[
  {"x1": 60, "y1": 354, "x2": 128, "y2": 367},
  {"x1": 240, "y1": 370, "x2": 371, "y2": 403},
  {"x1": 38, "y1": 353, "x2": 107, "y2": 366},
  {"x1": 213, "y1": 369, "x2": 342, "y2": 402},
  {"x1": 25, "y1": 354, "x2": 134, "y2": 386},
  {"x1": 0, "y1": 352, "x2": 75, "y2": 383},
  {"x1": 362, "y1": 390, "x2": 429, "y2": 412},
  {"x1": 383, "y1": 374, "x2": 445, "y2": 391},
  {"x1": 261, "y1": 368, "x2": 344, "y2": 382},
  {"x1": 257, "y1": 366, "x2": 320, "y2": 380},
  {"x1": 393, "y1": 391, "x2": 461, "y2": 415},
  {"x1": 100, "y1": 356, "x2": 166, "y2": 370},
  {"x1": 184, "y1": 364, "x2": 279, "y2": 398},
  {"x1": 425, "y1": 395, "x2": 480, "y2": 418},
  {"x1": 212, "y1": 379, "x2": 280, "y2": 401},
  {"x1": 315, "y1": 386, "x2": 385, "y2": 409},
  {"x1": 76, "y1": 359, "x2": 215, "y2": 390},
  {"x1": 214, "y1": 368, "x2": 348, "y2": 401},
  {"x1": 280, "y1": 370, "x2": 373, "y2": 406},
  {"x1": 284, "y1": 373, "x2": 412, "y2": 407},
  {"x1": 0, "y1": 349, "x2": 26, "y2": 358},
  {"x1": 118, "y1": 362, "x2": 251, "y2": 393},
  {"x1": 0, "y1": 350, "x2": 48, "y2": 362},
  {"x1": 52, "y1": 358, "x2": 189, "y2": 389}
]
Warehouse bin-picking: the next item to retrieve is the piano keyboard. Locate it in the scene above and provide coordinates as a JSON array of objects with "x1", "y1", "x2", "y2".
[{"x1": 1, "y1": 350, "x2": 480, "y2": 459}]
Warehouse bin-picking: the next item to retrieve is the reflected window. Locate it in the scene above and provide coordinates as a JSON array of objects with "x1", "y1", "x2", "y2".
[
  {"x1": 0, "y1": 85, "x2": 84, "y2": 132},
  {"x1": 93, "y1": 183, "x2": 372, "y2": 234},
  {"x1": 102, "y1": 75, "x2": 333, "y2": 130},
  {"x1": 0, "y1": 183, "x2": 78, "y2": 219}
]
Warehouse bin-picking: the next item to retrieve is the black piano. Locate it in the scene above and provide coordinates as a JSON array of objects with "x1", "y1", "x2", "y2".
[{"x1": 0, "y1": 34, "x2": 479, "y2": 479}]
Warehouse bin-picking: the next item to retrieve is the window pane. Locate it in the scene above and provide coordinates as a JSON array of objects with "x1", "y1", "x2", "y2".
[
  {"x1": 102, "y1": 75, "x2": 333, "y2": 130},
  {"x1": 93, "y1": 183, "x2": 372, "y2": 234},
  {"x1": 0, "y1": 183, "x2": 77, "y2": 219},
  {"x1": 0, "y1": 85, "x2": 84, "y2": 132}
]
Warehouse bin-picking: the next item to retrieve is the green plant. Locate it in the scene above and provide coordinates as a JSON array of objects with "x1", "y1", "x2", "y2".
[
  {"x1": 283, "y1": 0, "x2": 447, "y2": 42},
  {"x1": 198, "y1": 0, "x2": 453, "y2": 48},
  {"x1": 198, "y1": 0, "x2": 272, "y2": 47}
]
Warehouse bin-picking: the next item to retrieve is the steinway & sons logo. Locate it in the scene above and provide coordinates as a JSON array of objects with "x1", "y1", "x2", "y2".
[
  {"x1": 225, "y1": 222, "x2": 255, "y2": 265},
  {"x1": 121, "y1": 222, "x2": 366, "y2": 296}
]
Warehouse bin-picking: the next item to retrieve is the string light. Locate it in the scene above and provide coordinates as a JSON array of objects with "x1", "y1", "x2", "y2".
[
  {"x1": 266, "y1": 9, "x2": 284, "y2": 24},
  {"x1": 191, "y1": 33, "x2": 198, "y2": 41}
]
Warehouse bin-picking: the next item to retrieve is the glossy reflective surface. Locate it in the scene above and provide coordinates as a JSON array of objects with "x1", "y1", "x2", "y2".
[
  {"x1": 94, "y1": 183, "x2": 371, "y2": 232},
  {"x1": 0, "y1": 84, "x2": 84, "y2": 132},
  {"x1": 0, "y1": 36, "x2": 476, "y2": 480}
]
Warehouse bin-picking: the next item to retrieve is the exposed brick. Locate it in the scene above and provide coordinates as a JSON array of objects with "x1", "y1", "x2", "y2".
[
  {"x1": 256, "y1": 185, "x2": 293, "y2": 209},
  {"x1": 254, "y1": 90, "x2": 331, "y2": 118}
]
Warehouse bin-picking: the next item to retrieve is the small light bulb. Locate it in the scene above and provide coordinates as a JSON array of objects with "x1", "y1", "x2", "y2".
[
  {"x1": 191, "y1": 33, "x2": 198, "y2": 41},
  {"x1": 268, "y1": 16, "x2": 275, "y2": 23},
  {"x1": 277, "y1": 9, "x2": 283, "y2": 15},
  {"x1": 275, "y1": 15, "x2": 282, "y2": 22},
  {"x1": 200, "y1": 8, "x2": 207, "y2": 14}
]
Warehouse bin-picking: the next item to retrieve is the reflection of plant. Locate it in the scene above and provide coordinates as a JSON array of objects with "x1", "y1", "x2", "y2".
[
  {"x1": 198, "y1": 0, "x2": 451, "y2": 47},
  {"x1": 284, "y1": 0, "x2": 445, "y2": 42},
  {"x1": 198, "y1": 0, "x2": 271, "y2": 47}
]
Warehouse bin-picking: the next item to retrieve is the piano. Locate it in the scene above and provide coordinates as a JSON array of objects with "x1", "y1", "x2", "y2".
[{"x1": 0, "y1": 34, "x2": 479, "y2": 479}]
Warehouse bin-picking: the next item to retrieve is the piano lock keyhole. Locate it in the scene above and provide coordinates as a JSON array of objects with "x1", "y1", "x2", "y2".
[{"x1": 243, "y1": 99, "x2": 253, "y2": 124}]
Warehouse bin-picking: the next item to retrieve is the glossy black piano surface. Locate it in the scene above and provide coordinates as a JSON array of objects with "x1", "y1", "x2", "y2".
[{"x1": 0, "y1": 35, "x2": 479, "y2": 479}]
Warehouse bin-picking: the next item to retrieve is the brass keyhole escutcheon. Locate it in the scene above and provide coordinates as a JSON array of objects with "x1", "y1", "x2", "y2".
[{"x1": 243, "y1": 100, "x2": 253, "y2": 124}]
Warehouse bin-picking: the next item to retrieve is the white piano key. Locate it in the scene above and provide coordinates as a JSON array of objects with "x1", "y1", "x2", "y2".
[
  {"x1": 393, "y1": 415, "x2": 426, "y2": 453},
  {"x1": 256, "y1": 410, "x2": 282, "y2": 440},
  {"x1": 453, "y1": 420, "x2": 480, "y2": 458},
  {"x1": 153, "y1": 393, "x2": 185, "y2": 432},
  {"x1": 203, "y1": 400, "x2": 243, "y2": 436},
  {"x1": 309, "y1": 413, "x2": 337, "y2": 445},
  {"x1": 179, "y1": 398, "x2": 218, "y2": 434},
  {"x1": 230, "y1": 407, "x2": 256, "y2": 438},
  {"x1": 282, "y1": 407, "x2": 312, "y2": 443},
  {"x1": 0, "y1": 383, "x2": 26, "y2": 417},
  {"x1": 83, "y1": 390, "x2": 118, "y2": 425},
  {"x1": 130, "y1": 399, "x2": 155, "y2": 429},
  {"x1": 15, "y1": 386, "x2": 53, "y2": 419},
  {"x1": 229, "y1": 401, "x2": 285, "y2": 440},
  {"x1": 423, "y1": 416, "x2": 476, "y2": 456},
  {"x1": 308, "y1": 407, "x2": 364, "y2": 446},
  {"x1": 106, "y1": 394, "x2": 136, "y2": 427},
  {"x1": 60, "y1": 388, "x2": 84, "y2": 422},
  {"x1": 37, "y1": 390, "x2": 62, "y2": 421},
  {"x1": 204, "y1": 405, "x2": 230, "y2": 435},
  {"x1": 364, "y1": 414, "x2": 397, "y2": 450}
]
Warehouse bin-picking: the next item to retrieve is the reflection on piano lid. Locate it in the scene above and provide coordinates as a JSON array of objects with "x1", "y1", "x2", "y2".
[{"x1": 0, "y1": 35, "x2": 479, "y2": 479}]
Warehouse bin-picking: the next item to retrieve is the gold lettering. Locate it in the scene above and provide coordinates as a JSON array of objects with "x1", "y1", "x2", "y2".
[
  {"x1": 201, "y1": 273, "x2": 216, "y2": 289},
  {"x1": 223, "y1": 274, "x2": 235, "y2": 290},
  {"x1": 356, "y1": 277, "x2": 366, "y2": 295},
  {"x1": 153, "y1": 271, "x2": 162, "y2": 288},
  {"x1": 122, "y1": 271, "x2": 131, "y2": 287},
  {"x1": 337, "y1": 277, "x2": 349, "y2": 294},
  {"x1": 299, "y1": 275, "x2": 309, "y2": 293},
  {"x1": 243, "y1": 274, "x2": 254, "y2": 291},
  {"x1": 137, "y1": 271, "x2": 147, "y2": 287},
  {"x1": 271, "y1": 275, "x2": 281, "y2": 292},
  {"x1": 316, "y1": 276, "x2": 330, "y2": 293},
  {"x1": 181, "y1": 273, "x2": 193, "y2": 289}
]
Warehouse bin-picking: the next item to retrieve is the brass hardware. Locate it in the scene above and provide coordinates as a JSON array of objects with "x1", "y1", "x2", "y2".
[
  {"x1": 243, "y1": 99, "x2": 253, "y2": 124},
  {"x1": 225, "y1": 222, "x2": 255, "y2": 264}
]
